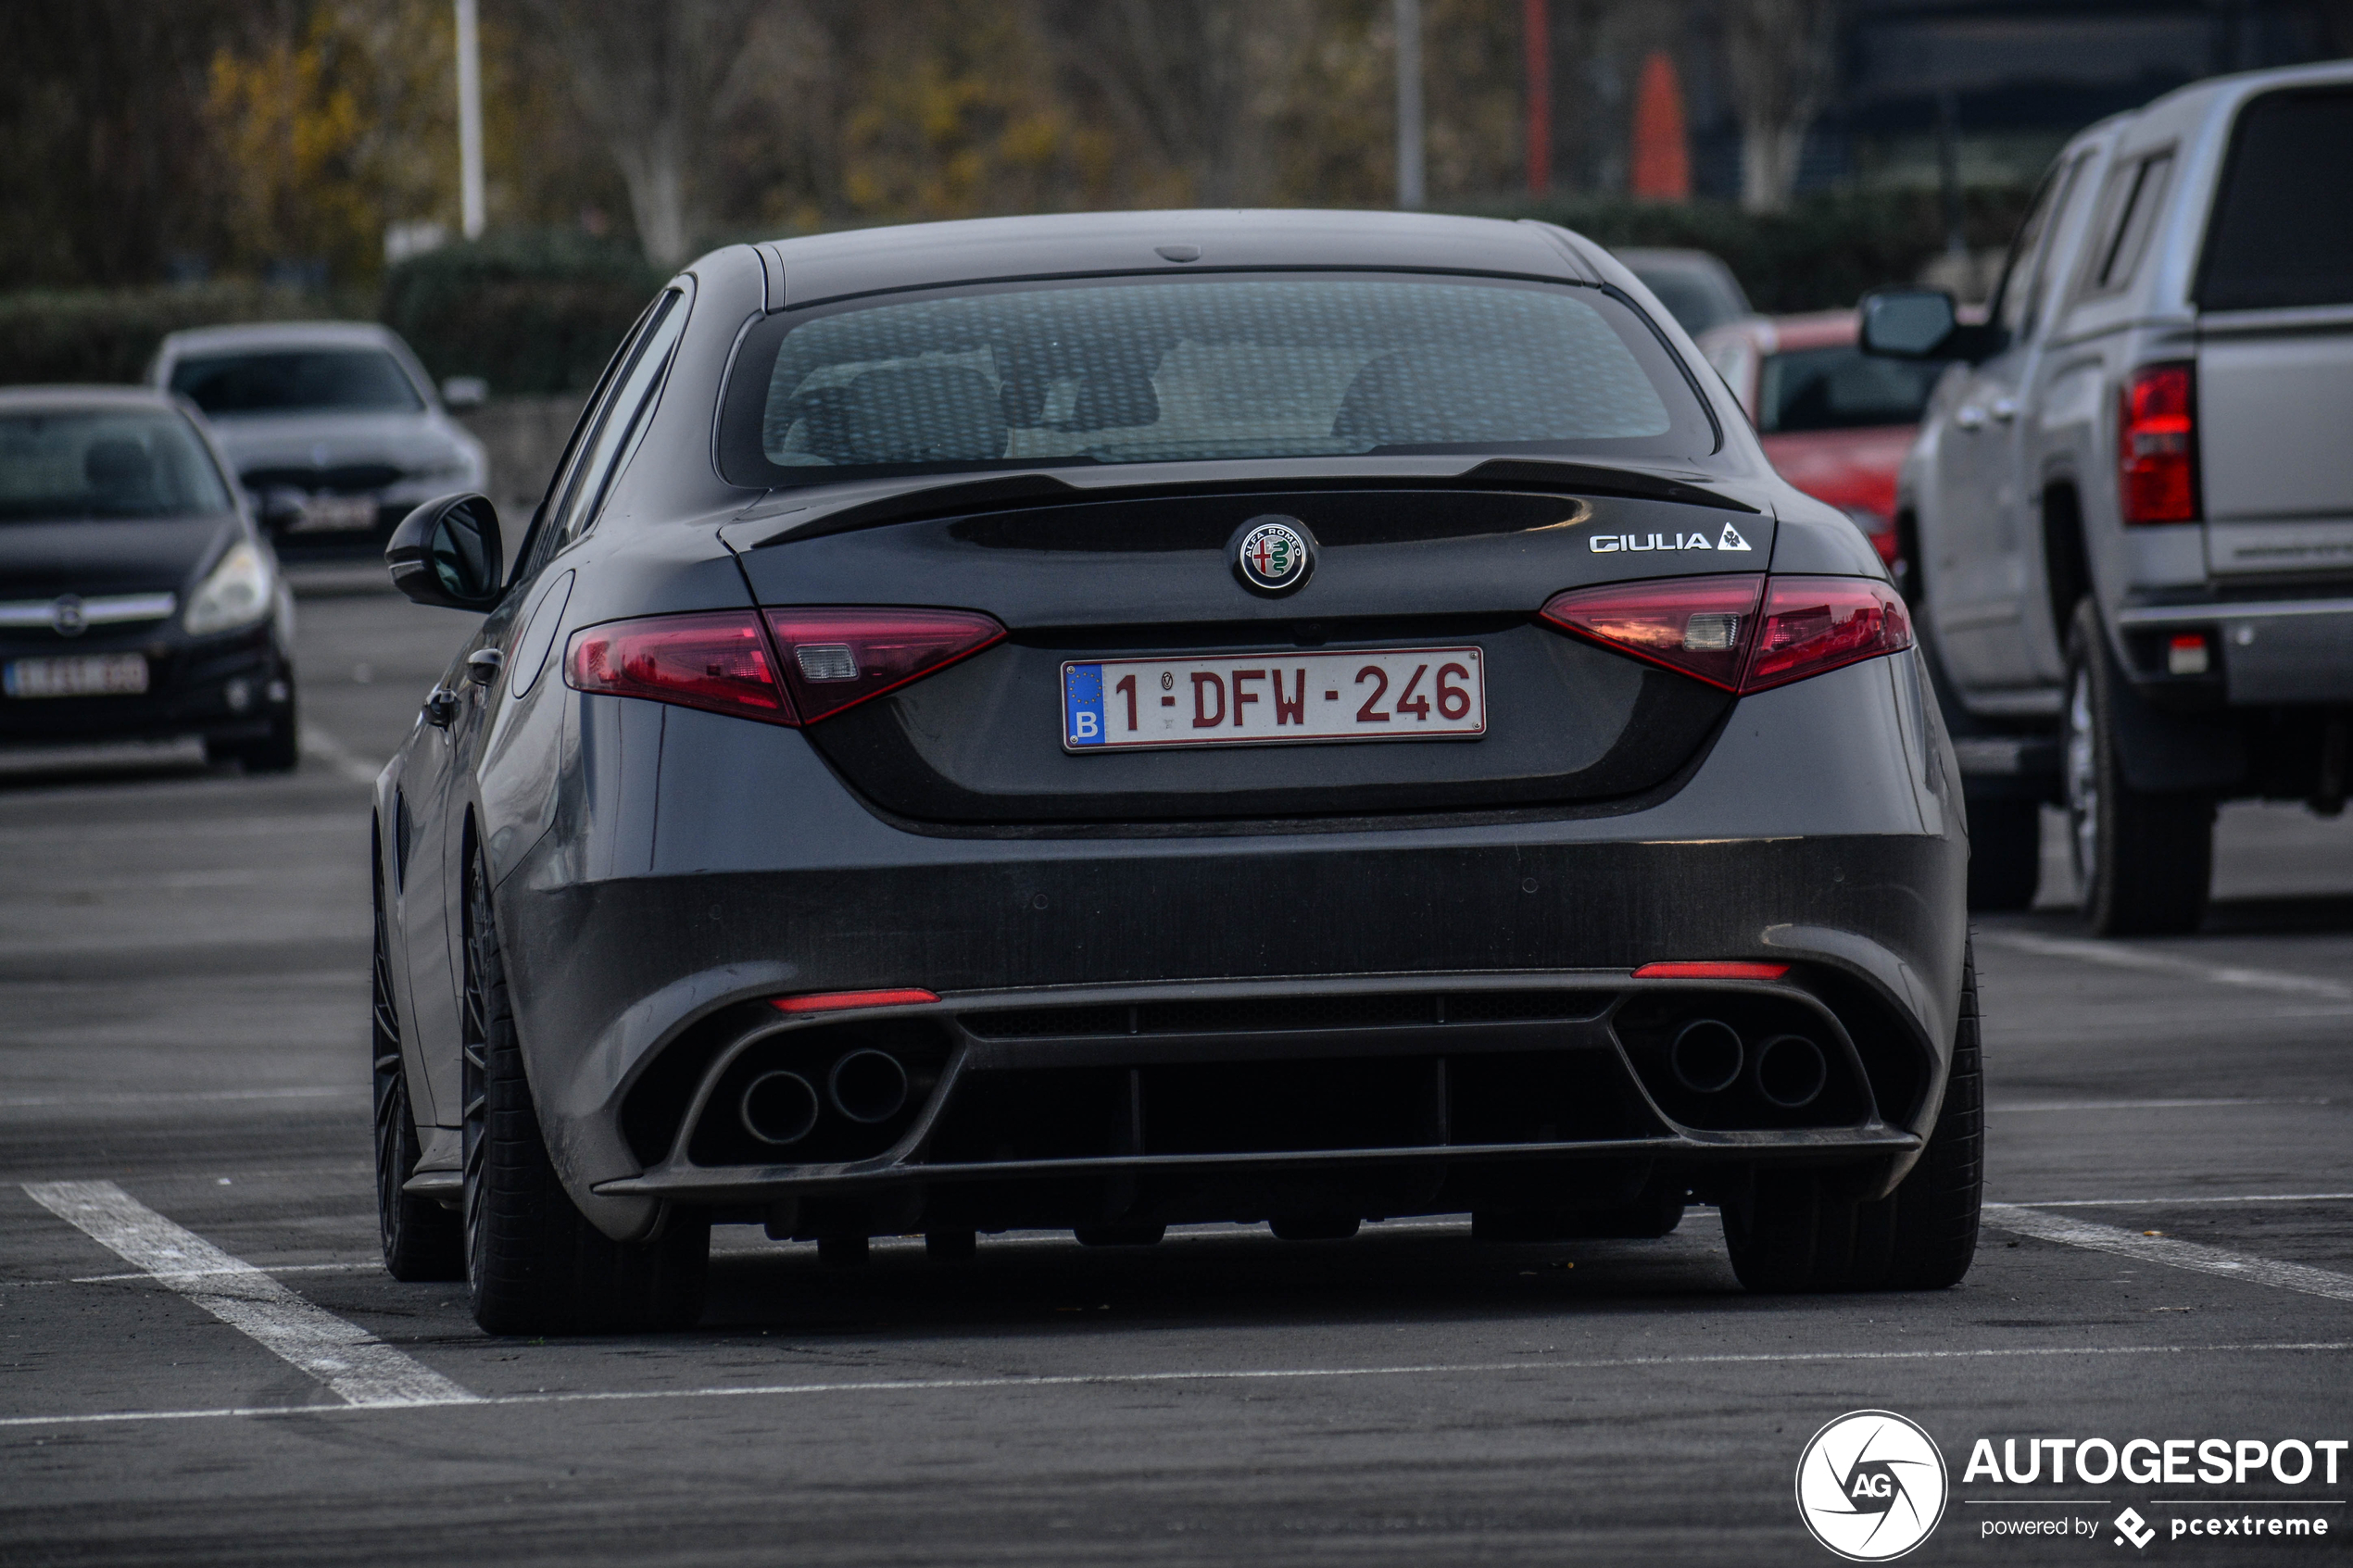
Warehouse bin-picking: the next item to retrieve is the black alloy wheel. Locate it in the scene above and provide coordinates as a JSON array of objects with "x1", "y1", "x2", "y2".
[
  {"x1": 372, "y1": 829, "x2": 463, "y2": 1281},
  {"x1": 2062, "y1": 599, "x2": 2212, "y2": 935},
  {"x1": 1722, "y1": 945, "x2": 1982, "y2": 1292},
  {"x1": 460, "y1": 845, "x2": 708, "y2": 1335}
]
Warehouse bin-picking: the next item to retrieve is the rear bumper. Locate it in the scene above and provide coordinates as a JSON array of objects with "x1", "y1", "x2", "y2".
[
  {"x1": 486, "y1": 652, "x2": 1968, "y2": 1239},
  {"x1": 2115, "y1": 595, "x2": 2353, "y2": 706}
]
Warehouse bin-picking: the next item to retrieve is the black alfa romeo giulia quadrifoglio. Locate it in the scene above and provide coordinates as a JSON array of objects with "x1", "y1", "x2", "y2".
[{"x1": 371, "y1": 210, "x2": 1977, "y2": 1335}]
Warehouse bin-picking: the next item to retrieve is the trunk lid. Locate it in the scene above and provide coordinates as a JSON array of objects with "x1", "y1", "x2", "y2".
[{"x1": 732, "y1": 483, "x2": 1772, "y2": 825}]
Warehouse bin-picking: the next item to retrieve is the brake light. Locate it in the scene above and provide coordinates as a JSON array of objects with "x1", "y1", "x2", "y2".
[
  {"x1": 565, "y1": 611, "x2": 792, "y2": 723},
  {"x1": 564, "y1": 606, "x2": 1007, "y2": 726},
  {"x1": 1539, "y1": 573, "x2": 1764, "y2": 690},
  {"x1": 2119, "y1": 362, "x2": 2199, "y2": 523},
  {"x1": 1745, "y1": 576, "x2": 1912, "y2": 692},
  {"x1": 1633, "y1": 961, "x2": 1790, "y2": 980},
  {"x1": 1540, "y1": 574, "x2": 1909, "y2": 693},
  {"x1": 772, "y1": 988, "x2": 938, "y2": 1014},
  {"x1": 763, "y1": 607, "x2": 1005, "y2": 723}
]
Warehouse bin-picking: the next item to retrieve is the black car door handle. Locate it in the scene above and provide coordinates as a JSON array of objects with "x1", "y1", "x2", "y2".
[{"x1": 423, "y1": 686, "x2": 461, "y2": 727}]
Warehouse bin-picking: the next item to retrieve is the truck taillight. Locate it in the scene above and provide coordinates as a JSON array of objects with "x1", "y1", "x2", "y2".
[{"x1": 2119, "y1": 362, "x2": 2200, "y2": 524}]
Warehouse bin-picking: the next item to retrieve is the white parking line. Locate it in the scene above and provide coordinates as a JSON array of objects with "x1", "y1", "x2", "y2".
[
  {"x1": 2003, "y1": 1193, "x2": 2353, "y2": 1209},
  {"x1": 1975, "y1": 930, "x2": 2353, "y2": 1000},
  {"x1": 2, "y1": 1339, "x2": 2346, "y2": 1432},
  {"x1": 1982, "y1": 1204, "x2": 2353, "y2": 1304},
  {"x1": 1991, "y1": 1098, "x2": 2333, "y2": 1112},
  {"x1": 20, "y1": 1181, "x2": 474, "y2": 1409},
  {"x1": 0, "y1": 1087, "x2": 362, "y2": 1109},
  {"x1": 297, "y1": 725, "x2": 382, "y2": 785}
]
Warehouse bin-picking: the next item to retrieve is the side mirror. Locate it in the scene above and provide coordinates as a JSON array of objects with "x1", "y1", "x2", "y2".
[
  {"x1": 387, "y1": 493, "x2": 504, "y2": 610},
  {"x1": 440, "y1": 375, "x2": 488, "y2": 410},
  {"x1": 1858, "y1": 289, "x2": 2008, "y2": 365}
]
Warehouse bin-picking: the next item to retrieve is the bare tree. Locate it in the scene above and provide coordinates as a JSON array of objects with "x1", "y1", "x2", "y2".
[
  {"x1": 1045, "y1": 0, "x2": 1306, "y2": 207},
  {"x1": 516, "y1": 0, "x2": 762, "y2": 265},
  {"x1": 1721, "y1": 0, "x2": 1837, "y2": 213}
]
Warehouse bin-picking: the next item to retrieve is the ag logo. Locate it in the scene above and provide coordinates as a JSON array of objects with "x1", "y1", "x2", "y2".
[
  {"x1": 1232, "y1": 516, "x2": 1314, "y2": 596},
  {"x1": 1795, "y1": 1410, "x2": 1948, "y2": 1562}
]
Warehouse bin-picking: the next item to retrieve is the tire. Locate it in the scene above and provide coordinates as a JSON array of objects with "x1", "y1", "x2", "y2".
[
  {"x1": 461, "y1": 847, "x2": 707, "y2": 1335},
  {"x1": 1965, "y1": 797, "x2": 2043, "y2": 911},
  {"x1": 1724, "y1": 947, "x2": 1982, "y2": 1292},
  {"x1": 372, "y1": 833, "x2": 463, "y2": 1282},
  {"x1": 2063, "y1": 601, "x2": 2211, "y2": 935}
]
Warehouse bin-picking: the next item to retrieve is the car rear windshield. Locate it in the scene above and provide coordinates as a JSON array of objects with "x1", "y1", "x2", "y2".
[
  {"x1": 170, "y1": 348, "x2": 423, "y2": 415},
  {"x1": 2197, "y1": 86, "x2": 2353, "y2": 312},
  {"x1": 1758, "y1": 345, "x2": 1945, "y2": 433},
  {"x1": 719, "y1": 274, "x2": 1716, "y2": 487},
  {"x1": 0, "y1": 410, "x2": 233, "y2": 522}
]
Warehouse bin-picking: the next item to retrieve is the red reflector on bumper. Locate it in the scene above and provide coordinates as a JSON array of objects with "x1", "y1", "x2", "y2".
[
  {"x1": 1632, "y1": 961, "x2": 1790, "y2": 980},
  {"x1": 770, "y1": 987, "x2": 939, "y2": 1014}
]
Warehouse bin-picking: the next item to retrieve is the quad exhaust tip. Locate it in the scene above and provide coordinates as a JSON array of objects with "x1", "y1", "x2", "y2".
[
  {"x1": 740, "y1": 1070, "x2": 821, "y2": 1146},
  {"x1": 1753, "y1": 1033, "x2": 1828, "y2": 1110},
  {"x1": 828, "y1": 1048, "x2": 910, "y2": 1124},
  {"x1": 1668, "y1": 1018, "x2": 1744, "y2": 1095}
]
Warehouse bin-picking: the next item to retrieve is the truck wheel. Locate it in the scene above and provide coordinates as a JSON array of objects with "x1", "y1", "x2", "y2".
[
  {"x1": 1965, "y1": 797, "x2": 2042, "y2": 911},
  {"x1": 1725, "y1": 947, "x2": 1982, "y2": 1292},
  {"x1": 2063, "y1": 602, "x2": 2211, "y2": 935},
  {"x1": 462, "y1": 848, "x2": 707, "y2": 1336}
]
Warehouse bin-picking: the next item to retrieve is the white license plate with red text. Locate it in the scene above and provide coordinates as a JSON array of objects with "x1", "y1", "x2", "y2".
[
  {"x1": 1062, "y1": 646, "x2": 1485, "y2": 752},
  {"x1": 3, "y1": 654, "x2": 149, "y2": 699}
]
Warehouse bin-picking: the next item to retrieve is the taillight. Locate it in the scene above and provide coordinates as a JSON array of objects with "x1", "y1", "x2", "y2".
[
  {"x1": 565, "y1": 606, "x2": 1005, "y2": 725},
  {"x1": 762, "y1": 608, "x2": 1005, "y2": 723},
  {"x1": 1745, "y1": 576, "x2": 1912, "y2": 691},
  {"x1": 1540, "y1": 573, "x2": 1909, "y2": 693},
  {"x1": 2119, "y1": 362, "x2": 2199, "y2": 523},
  {"x1": 565, "y1": 610, "x2": 792, "y2": 723},
  {"x1": 1539, "y1": 573, "x2": 1764, "y2": 690}
]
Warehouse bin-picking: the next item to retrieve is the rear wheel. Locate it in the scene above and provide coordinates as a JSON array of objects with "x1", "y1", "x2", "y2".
[
  {"x1": 372, "y1": 834, "x2": 462, "y2": 1282},
  {"x1": 461, "y1": 847, "x2": 707, "y2": 1335},
  {"x1": 2063, "y1": 602, "x2": 2211, "y2": 935},
  {"x1": 1723, "y1": 947, "x2": 1982, "y2": 1292}
]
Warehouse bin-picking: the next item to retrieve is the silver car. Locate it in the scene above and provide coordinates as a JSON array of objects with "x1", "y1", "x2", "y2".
[{"x1": 147, "y1": 321, "x2": 487, "y2": 554}]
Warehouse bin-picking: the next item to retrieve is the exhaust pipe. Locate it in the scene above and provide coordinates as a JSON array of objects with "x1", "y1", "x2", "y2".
[
  {"x1": 740, "y1": 1070, "x2": 820, "y2": 1146},
  {"x1": 1669, "y1": 1018, "x2": 1743, "y2": 1094},
  {"x1": 1753, "y1": 1034, "x2": 1828, "y2": 1109},
  {"x1": 828, "y1": 1048, "x2": 909, "y2": 1124}
]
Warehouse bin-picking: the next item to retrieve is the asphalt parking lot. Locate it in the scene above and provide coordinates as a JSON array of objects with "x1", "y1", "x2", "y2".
[{"x1": 3, "y1": 583, "x2": 2348, "y2": 1566}]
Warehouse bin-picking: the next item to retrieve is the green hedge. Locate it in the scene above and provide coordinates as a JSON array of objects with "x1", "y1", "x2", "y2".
[
  {"x1": 379, "y1": 232, "x2": 664, "y2": 396},
  {"x1": 1462, "y1": 186, "x2": 2039, "y2": 315},
  {"x1": 0, "y1": 282, "x2": 370, "y2": 387}
]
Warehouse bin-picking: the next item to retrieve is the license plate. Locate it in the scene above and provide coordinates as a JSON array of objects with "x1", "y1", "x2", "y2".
[
  {"x1": 1063, "y1": 646, "x2": 1486, "y2": 752},
  {"x1": 4, "y1": 654, "x2": 149, "y2": 699},
  {"x1": 291, "y1": 495, "x2": 379, "y2": 533}
]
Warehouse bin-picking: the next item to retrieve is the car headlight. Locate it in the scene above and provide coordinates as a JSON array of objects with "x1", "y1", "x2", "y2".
[{"x1": 184, "y1": 542, "x2": 275, "y2": 636}]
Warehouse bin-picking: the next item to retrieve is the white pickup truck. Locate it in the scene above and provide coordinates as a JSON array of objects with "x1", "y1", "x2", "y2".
[{"x1": 1860, "y1": 61, "x2": 2353, "y2": 934}]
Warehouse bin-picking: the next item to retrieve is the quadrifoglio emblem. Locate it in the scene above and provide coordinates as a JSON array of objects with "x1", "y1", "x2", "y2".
[
  {"x1": 1590, "y1": 522, "x2": 1752, "y2": 553},
  {"x1": 1796, "y1": 1410, "x2": 1949, "y2": 1562}
]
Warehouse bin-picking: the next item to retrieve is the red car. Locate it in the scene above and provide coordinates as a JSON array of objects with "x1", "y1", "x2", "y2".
[{"x1": 1697, "y1": 310, "x2": 1953, "y2": 587}]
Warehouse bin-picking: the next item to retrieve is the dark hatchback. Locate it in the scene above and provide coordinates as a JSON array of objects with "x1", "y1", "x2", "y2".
[
  {"x1": 0, "y1": 387, "x2": 296, "y2": 768},
  {"x1": 370, "y1": 210, "x2": 1977, "y2": 1335}
]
